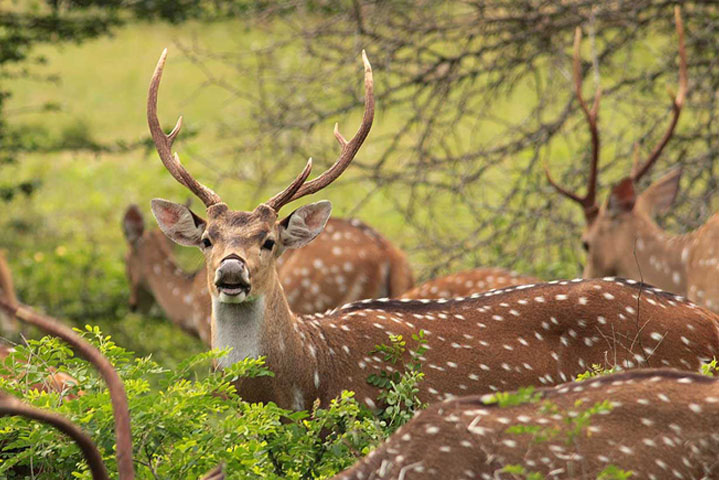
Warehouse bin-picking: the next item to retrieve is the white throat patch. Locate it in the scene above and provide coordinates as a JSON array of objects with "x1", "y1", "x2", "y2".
[{"x1": 212, "y1": 295, "x2": 265, "y2": 369}]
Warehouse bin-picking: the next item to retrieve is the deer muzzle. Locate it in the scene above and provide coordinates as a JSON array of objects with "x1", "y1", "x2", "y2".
[{"x1": 214, "y1": 256, "x2": 251, "y2": 303}]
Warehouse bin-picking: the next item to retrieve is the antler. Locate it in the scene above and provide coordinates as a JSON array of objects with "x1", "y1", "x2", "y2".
[
  {"x1": 0, "y1": 392, "x2": 109, "y2": 480},
  {"x1": 148, "y1": 49, "x2": 222, "y2": 208},
  {"x1": 0, "y1": 298, "x2": 135, "y2": 480},
  {"x1": 631, "y1": 6, "x2": 687, "y2": 183},
  {"x1": 545, "y1": 26, "x2": 602, "y2": 222},
  {"x1": 266, "y1": 50, "x2": 374, "y2": 212}
]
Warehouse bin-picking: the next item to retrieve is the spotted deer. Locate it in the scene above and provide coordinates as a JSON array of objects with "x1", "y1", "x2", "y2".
[
  {"x1": 123, "y1": 204, "x2": 213, "y2": 344},
  {"x1": 0, "y1": 297, "x2": 223, "y2": 480},
  {"x1": 148, "y1": 48, "x2": 719, "y2": 413},
  {"x1": 122, "y1": 205, "x2": 413, "y2": 346},
  {"x1": 547, "y1": 9, "x2": 719, "y2": 312},
  {"x1": 332, "y1": 368, "x2": 719, "y2": 479},
  {"x1": 401, "y1": 267, "x2": 539, "y2": 300}
]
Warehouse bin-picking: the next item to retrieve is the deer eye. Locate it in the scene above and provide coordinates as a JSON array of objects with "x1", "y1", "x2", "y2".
[
  {"x1": 262, "y1": 238, "x2": 275, "y2": 251},
  {"x1": 202, "y1": 237, "x2": 212, "y2": 249},
  {"x1": 582, "y1": 241, "x2": 590, "y2": 252}
]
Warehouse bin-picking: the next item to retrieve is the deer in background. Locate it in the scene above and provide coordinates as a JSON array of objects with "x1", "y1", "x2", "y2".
[
  {"x1": 401, "y1": 267, "x2": 539, "y2": 300},
  {"x1": 547, "y1": 8, "x2": 719, "y2": 312},
  {"x1": 123, "y1": 204, "x2": 212, "y2": 344},
  {"x1": 148, "y1": 48, "x2": 719, "y2": 413},
  {"x1": 0, "y1": 297, "x2": 223, "y2": 480},
  {"x1": 332, "y1": 368, "x2": 719, "y2": 479},
  {"x1": 123, "y1": 205, "x2": 413, "y2": 346}
]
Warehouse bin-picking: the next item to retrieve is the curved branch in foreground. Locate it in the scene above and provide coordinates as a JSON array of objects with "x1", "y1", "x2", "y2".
[{"x1": 0, "y1": 392, "x2": 109, "y2": 480}]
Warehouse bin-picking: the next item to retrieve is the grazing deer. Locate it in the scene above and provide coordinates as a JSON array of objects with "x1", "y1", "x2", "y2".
[
  {"x1": 123, "y1": 206, "x2": 412, "y2": 345},
  {"x1": 401, "y1": 267, "x2": 539, "y2": 300},
  {"x1": 547, "y1": 9, "x2": 719, "y2": 312},
  {"x1": 332, "y1": 368, "x2": 719, "y2": 479},
  {"x1": 148, "y1": 48, "x2": 719, "y2": 412},
  {"x1": 0, "y1": 297, "x2": 223, "y2": 480}
]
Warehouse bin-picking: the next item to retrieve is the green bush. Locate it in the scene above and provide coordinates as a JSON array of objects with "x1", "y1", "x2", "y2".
[
  {"x1": 0, "y1": 326, "x2": 433, "y2": 479},
  {"x1": 0, "y1": 325, "x2": 433, "y2": 478}
]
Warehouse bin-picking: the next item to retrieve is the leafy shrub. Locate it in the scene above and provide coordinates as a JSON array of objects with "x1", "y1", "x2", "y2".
[
  {"x1": 0, "y1": 326, "x2": 402, "y2": 479},
  {"x1": 367, "y1": 331, "x2": 427, "y2": 432},
  {"x1": 0, "y1": 325, "x2": 434, "y2": 478}
]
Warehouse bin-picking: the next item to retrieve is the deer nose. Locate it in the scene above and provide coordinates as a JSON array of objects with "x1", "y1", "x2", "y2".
[{"x1": 214, "y1": 255, "x2": 251, "y2": 290}]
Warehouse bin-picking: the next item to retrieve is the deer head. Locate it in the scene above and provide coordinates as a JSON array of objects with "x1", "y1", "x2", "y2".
[
  {"x1": 147, "y1": 49, "x2": 373, "y2": 307},
  {"x1": 547, "y1": 7, "x2": 687, "y2": 279},
  {"x1": 122, "y1": 204, "x2": 154, "y2": 312}
]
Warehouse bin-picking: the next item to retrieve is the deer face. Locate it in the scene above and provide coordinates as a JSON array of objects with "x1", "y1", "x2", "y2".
[
  {"x1": 581, "y1": 185, "x2": 639, "y2": 279},
  {"x1": 581, "y1": 170, "x2": 681, "y2": 278},
  {"x1": 151, "y1": 200, "x2": 332, "y2": 304},
  {"x1": 145, "y1": 49, "x2": 371, "y2": 304}
]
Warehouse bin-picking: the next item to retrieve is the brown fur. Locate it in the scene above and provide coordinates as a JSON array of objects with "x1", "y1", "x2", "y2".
[
  {"x1": 333, "y1": 369, "x2": 719, "y2": 479},
  {"x1": 151, "y1": 193, "x2": 719, "y2": 412},
  {"x1": 124, "y1": 207, "x2": 413, "y2": 346},
  {"x1": 402, "y1": 267, "x2": 539, "y2": 299}
]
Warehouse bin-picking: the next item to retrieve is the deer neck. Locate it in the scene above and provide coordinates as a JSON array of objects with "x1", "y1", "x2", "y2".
[
  {"x1": 211, "y1": 273, "x2": 308, "y2": 373},
  {"x1": 141, "y1": 238, "x2": 199, "y2": 332},
  {"x1": 624, "y1": 215, "x2": 694, "y2": 294}
]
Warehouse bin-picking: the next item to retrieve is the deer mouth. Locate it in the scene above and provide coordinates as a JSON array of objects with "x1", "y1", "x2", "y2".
[{"x1": 216, "y1": 282, "x2": 251, "y2": 298}]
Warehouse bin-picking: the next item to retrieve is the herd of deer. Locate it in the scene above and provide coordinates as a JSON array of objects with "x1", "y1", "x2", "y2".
[{"x1": 3, "y1": 7, "x2": 719, "y2": 478}]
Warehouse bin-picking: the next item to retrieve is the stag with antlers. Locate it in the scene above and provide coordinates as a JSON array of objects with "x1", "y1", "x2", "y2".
[
  {"x1": 546, "y1": 8, "x2": 719, "y2": 313},
  {"x1": 148, "y1": 47, "x2": 719, "y2": 413}
]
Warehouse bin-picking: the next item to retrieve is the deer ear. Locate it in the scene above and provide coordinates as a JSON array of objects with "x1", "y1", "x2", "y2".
[
  {"x1": 607, "y1": 178, "x2": 636, "y2": 215},
  {"x1": 636, "y1": 169, "x2": 682, "y2": 215},
  {"x1": 150, "y1": 199, "x2": 207, "y2": 247},
  {"x1": 278, "y1": 201, "x2": 332, "y2": 250},
  {"x1": 122, "y1": 205, "x2": 145, "y2": 244}
]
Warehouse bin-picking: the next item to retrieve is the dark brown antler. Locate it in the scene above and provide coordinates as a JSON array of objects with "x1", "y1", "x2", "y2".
[
  {"x1": 0, "y1": 298, "x2": 135, "y2": 480},
  {"x1": 631, "y1": 6, "x2": 687, "y2": 183},
  {"x1": 148, "y1": 49, "x2": 222, "y2": 208},
  {"x1": 265, "y1": 158, "x2": 313, "y2": 211},
  {"x1": 0, "y1": 392, "x2": 109, "y2": 480},
  {"x1": 545, "y1": 27, "x2": 602, "y2": 222},
  {"x1": 266, "y1": 50, "x2": 374, "y2": 212}
]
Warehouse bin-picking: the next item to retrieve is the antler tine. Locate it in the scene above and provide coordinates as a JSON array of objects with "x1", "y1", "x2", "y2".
[
  {"x1": 148, "y1": 49, "x2": 222, "y2": 208},
  {"x1": 0, "y1": 298, "x2": 135, "y2": 480},
  {"x1": 0, "y1": 393, "x2": 110, "y2": 480},
  {"x1": 632, "y1": 6, "x2": 687, "y2": 183},
  {"x1": 543, "y1": 162, "x2": 585, "y2": 205},
  {"x1": 265, "y1": 158, "x2": 313, "y2": 211},
  {"x1": 546, "y1": 27, "x2": 602, "y2": 221},
  {"x1": 265, "y1": 50, "x2": 374, "y2": 212},
  {"x1": 333, "y1": 122, "x2": 348, "y2": 147}
]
